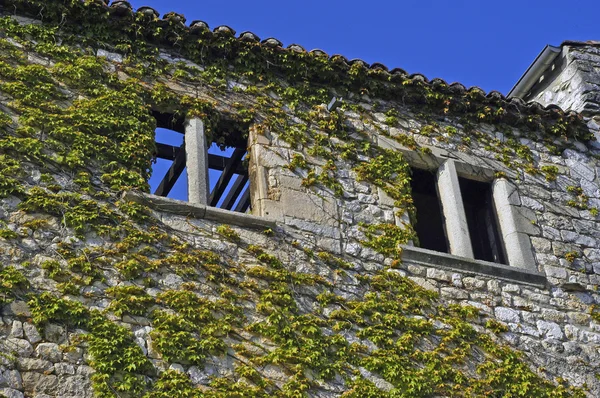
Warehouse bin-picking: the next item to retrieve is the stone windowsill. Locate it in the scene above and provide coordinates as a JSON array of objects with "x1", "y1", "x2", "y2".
[
  {"x1": 122, "y1": 191, "x2": 277, "y2": 230},
  {"x1": 401, "y1": 245, "x2": 547, "y2": 288}
]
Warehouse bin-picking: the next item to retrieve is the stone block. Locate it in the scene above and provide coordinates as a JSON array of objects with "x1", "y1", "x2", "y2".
[
  {"x1": 279, "y1": 188, "x2": 338, "y2": 226},
  {"x1": 53, "y1": 363, "x2": 75, "y2": 375},
  {"x1": 1, "y1": 338, "x2": 33, "y2": 357},
  {"x1": 494, "y1": 307, "x2": 520, "y2": 323},
  {"x1": 9, "y1": 321, "x2": 23, "y2": 338},
  {"x1": 545, "y1": 264, "x2": 568, "y2": 279},
  {"x1": 3, "y1": 301, "x2": 31, "y2": 317},
  {"x1": 22, "y1": 323, "x2": 41, "y2": 344},
  {"x1": 462, "y1": 277, "x2": 486, "y2": 290},
  {"x1": 0, "y1": 388, "x2": 24, "y2": 398},
  {"x1": 426, "y1": 268, "x2": 451, "y2": 282},
  {"x1": 35, "y1": 343, "x2": 61, "y2": 363},
  {"x1": 408, "y1": 276, "x2": 438, "y2": 292},
  {"x1": 253, "y1": 144, "x2": 290, "y2": 168},
  {"x1": 22, "y1": 372, "x2": 57, "y2": 395},
  {"x1": 55, "y1": 375, "x2": 92, "y2": 397},
  {"x1": 521, "y1": 196, "x2": 544, "y2": 211},
  {"x1": 537, "y1": 320, "x2": 564, "y2": 340},
  {"x1": 566, "y1": 158, "x2": 595, "y2": 181},
  {"x1": 568, "y1": 312, "x2": 591, "y2": 325},
  {"x1": 3, "y1": 370, "x2": 22, "y2": 390},
  {"x1": 440, "y1": 287, "x2": 469, "y2": 300},
  {"x1": 531, "y1": 237, "x2": 552, "y2": 253},
  {"x1": 17, "y1": 358, "x2": 53, "y2": 373},
  {"x1": 377, "y1": 187, "x2": 396, "y2": 207}
]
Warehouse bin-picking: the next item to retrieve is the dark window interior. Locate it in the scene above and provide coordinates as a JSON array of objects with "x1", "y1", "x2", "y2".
[
  {"x1": 410, "y1": 168, "x2": 449, "y2": 253},
  {"x1": 458, "y1": 177, "x2": 506, "y2": 264},
  {"x1": 150, "y1": 111, "x2": 250, "y2": 212}
]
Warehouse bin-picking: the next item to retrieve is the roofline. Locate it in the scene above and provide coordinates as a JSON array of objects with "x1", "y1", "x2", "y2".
[{"x1": 507, "y1": 45, "x2": 561, "y2": 99}]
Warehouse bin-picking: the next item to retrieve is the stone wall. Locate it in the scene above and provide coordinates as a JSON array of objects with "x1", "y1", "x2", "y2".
[
  {"x1": 526, "y1": 43, "x2": 600, "y2": 140},
  {"x1": 246, "y1": 98, "x2": 600, "y2": 393},
  {"x1": 1, "y1": 4, "x2": 600, "y2": 397}
]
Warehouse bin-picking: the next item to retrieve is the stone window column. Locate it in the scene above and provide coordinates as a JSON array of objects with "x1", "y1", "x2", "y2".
[
  {"x1": 492, "y1": 178, "x2": 537, "y2": 270},
  {"x1": 184, "y1": 118, "x2": 209, "y2": 205},
  {"x1": 436, "y1": 159, "x2": 474, "y2": 258}
]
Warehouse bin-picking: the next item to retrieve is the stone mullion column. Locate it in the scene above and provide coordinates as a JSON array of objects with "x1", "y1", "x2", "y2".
[
  {"x1": 436, "y1": 159, "x2": 474, "y2": 258},
  {"x1": 184, "y1": 118, "x2": 209, "y2": 205},
  {"x1": 492, "y1": 178, "x2": 537, "y2": 269}
]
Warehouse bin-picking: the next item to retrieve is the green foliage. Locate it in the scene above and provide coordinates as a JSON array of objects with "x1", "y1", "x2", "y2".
[
  {"x1": 565, "y1": 251, "x2": 579, "y2": 263},
  {"x1": 384, "y1": 108, "x2": 399, "y2": 126},
  {"x1": 316, "y1": 251, "x2": 353, "y2": 270},
  {"x1": 0, "y1": 154, "x2": 24, "y2": 198},
  {"x1": 28, "y1": 292, "x2": 152, "y2": 396},
  {"x1": 355, "y1": 149, "x2": 414, "y2": 210},
  {"x1": 150, "y1": 290, "x2": 236, "y2": 365},
  {"x1": 0, "y1": 265, "x2": 28, "y2": 303},
  {"x1": 590, "y1": 304, "x2": 600, "y2": 323},
  {"x1": 541, "y1": 165, "x2": 559, "y2": 181},
  {"x1": 145, "y1": 370, "x2": 199, "y2": 398},
  {"x1": 0, "y1": 6, "x2": 588, "y2": 397},
  {"x1": 19, "y1": 187, "x2": 115, "y2": 237},
  {"x1": 287, "y1": 153, "x2": 308, "y2": 171},
  {"x1": 106, "y1": 285, "x2": 154, "y2": 317},
  {"x1": 0, "y1": 228, "x2": 18, "y2": 239},
  {"x1": 216, "y1": 224, "x2": 241, "y2": 243},
  {"x1": 485, "y1": 318, "x2": 509, "y2": 334},
  {"x1": 302, "y1": 160, "x2": 344, "y2": 196},
  {"x1": 360, "y1": 223, "x2": 415, "y2": 258}
]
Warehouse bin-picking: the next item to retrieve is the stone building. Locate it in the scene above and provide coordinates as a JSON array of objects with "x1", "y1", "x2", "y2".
[{"x1": 0, "y1": 1, "x2": 600, "y2": 397}]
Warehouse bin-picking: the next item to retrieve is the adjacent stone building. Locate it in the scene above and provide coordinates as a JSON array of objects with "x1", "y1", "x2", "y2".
[{"x1": 1, "y1": 1, "x2": 600, "y2": 397}]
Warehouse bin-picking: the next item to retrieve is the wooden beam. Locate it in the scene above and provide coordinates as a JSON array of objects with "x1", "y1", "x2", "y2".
[
  {"x1": 154, "y1": 143, "x2": 186, "y2": 197},
  {"x1": 221, "y1": 174, "x2": 248, "y2": 210},
  {"x1": 209, "y1": 148, "x2": 245, "y2": 207},
  {"x1": 208, "y1": 153, "x2": 247, "y2": 175},
  {"x1": 155, "y1": 143, "x2": 180, "y2": 160},
  {"x1": 234, "y1": 188, "x2": 250, "y2": 213}
]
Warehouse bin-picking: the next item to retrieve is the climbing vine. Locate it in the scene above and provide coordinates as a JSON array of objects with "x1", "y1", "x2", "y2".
[{"x1": 0, "y1": 2, "x2": 591, "y2": 397}]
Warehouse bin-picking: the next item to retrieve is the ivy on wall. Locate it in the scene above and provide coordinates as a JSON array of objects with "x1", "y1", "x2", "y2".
[{"x1": 0, "y1": 1, "x2": 593, "y2": 397}]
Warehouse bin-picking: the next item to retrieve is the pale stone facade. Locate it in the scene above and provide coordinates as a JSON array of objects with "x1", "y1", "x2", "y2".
[{"x1": 2, "y1": 6, "x2": 600, "y2": 397}]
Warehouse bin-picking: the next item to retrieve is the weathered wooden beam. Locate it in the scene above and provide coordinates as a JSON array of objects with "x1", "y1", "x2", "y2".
[
  {"x1": 209, "y1": 148, "x2": 245, "y2": 207},
  {"x1": 221, "y1": 174, "x2": 248, "y2": 210},
  {"x1": 155, "y1": 142, "x2": 180, "y2": 160},
  {"x1": 154, "y1": 143, "x2": 186, "y2": 197},
  {"x1": 234, "y1": 188, "x2": 251, "y2": 213},
  {"x1": 208, "y1": 153, "x2": 247, "y2": 175},
  {"x1": 157, "y1": 143, "x2": 247, "y2": 174}
]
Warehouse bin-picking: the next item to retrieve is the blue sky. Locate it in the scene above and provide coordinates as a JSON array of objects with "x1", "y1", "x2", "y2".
[{"x1": 128, "y1": 0, "x2": 599, "y2": 94}]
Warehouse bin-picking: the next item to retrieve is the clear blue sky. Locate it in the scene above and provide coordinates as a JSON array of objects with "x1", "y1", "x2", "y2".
[{"x1": 128, "y1": 0, "x2": 600, "y2": 94}]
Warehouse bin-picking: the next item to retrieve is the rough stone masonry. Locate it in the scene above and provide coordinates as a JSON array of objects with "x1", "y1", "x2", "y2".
[{"x1": 1, "y1": 1, "x2": 600, "y2": 397}]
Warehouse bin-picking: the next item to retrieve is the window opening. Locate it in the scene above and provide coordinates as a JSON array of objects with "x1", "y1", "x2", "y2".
[
  {"x1": 410, "y1": 168, "x2": 449, "y2": 253},
  {"x1": 458, "y1": 177, "x2": 507, "y2": 264},
  {"x1": 150, "y1": 112, "x2": 187, "y2": 201},
  {"x1": 207, "y1": 143, "x2": 250, "y2": 212},
  {"x1": 150, "y1": 111, "x2": 250, "y2": 212}
]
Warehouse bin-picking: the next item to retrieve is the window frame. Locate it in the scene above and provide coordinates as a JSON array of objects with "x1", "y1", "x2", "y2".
[
  {"x1": 378, "y1": 135, "x2": 538, "y2": 272},
  {"x1": 151, "y1": 115, "x2": 251, "y2": 212}
]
